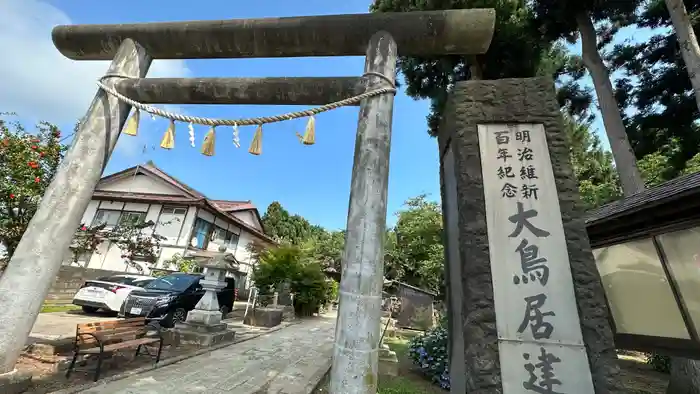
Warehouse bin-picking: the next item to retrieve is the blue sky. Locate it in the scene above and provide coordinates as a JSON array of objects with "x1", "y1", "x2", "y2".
[
  {"x1": 1, "y1": 0, "x2": 663, "y2": 231},
  {"x1": 39, "y1": 0, "x2": 438, "y2": 231}
]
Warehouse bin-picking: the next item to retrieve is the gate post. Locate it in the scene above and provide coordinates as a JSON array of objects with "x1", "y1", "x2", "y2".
[
  {"x1": 0, "y1": 39, "x2": 152, "y2": 375},
  {"x1": 439, "y1": 78, "x2": 621, "y2": 393},
  {"x1": 331, "y1": 31, "x2": 397, "y2": 394}
]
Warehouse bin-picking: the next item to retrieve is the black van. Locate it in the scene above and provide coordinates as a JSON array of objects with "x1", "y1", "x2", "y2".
[{"x1": 119, "y1": 272, "x2": 236, "y2": 327}]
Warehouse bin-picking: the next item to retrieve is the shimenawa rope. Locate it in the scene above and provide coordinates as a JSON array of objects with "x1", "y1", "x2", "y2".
[{"x1": 96, "y1": 72, "x2": 397, "y2": 127}]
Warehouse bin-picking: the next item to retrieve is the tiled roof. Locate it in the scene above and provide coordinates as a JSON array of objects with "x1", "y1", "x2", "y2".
[
  {"x1": 92, "y1": 190, "x2": 201, "y2": 204},
  {"x1": 209, "y1": 200, "x2": 256, "y2": 212},
  {"x1": 585, "y1": 171, "x2": 700, "y2": 225}
]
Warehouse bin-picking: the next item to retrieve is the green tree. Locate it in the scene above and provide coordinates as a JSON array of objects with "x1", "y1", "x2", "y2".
[
  {"x1": 304, "y1": 230, "x2": 345, "y2": 276},
  {"x1": 564, "y1": 115, "x2": 622, "y2": 208},
  {"x1": 0, "y1": 115, "x2": 66, "y2": 260},
  {"x1": 371, "y1": 0, "x2": 563, "y2": 136},
  {"x1": 682, "y1": 153, "x2": 700, "y2": 175},
  {"x1": 261, "y1": 201, "x2": 324, "y2": 245},
  {"x1": 386, "y1": 195, "x2": 444, "y2": 294},
  {"x1": 533, "y1": 0, "x2": 646, "y2": 195},
  {"x1": 611, "y1": 0, "x2": 700, "y2": 181},
  {"x1": 252, "y1": 243, "x2": 334, "y2": 316},
  {"x1": 162, "y1": 253, "x2": 198, "y2": 274}
]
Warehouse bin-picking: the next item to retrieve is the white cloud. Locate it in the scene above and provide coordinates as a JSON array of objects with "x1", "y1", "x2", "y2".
[{"x1": 0, "y1": 0, "x2": 191, "y2": 130}]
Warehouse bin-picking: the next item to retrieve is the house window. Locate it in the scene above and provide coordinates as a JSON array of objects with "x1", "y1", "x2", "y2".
[
  {"x1": 593, "y1": 238, "x2": 690, "y2": 339},
  {"x1": 228, "y1": 232, "x2": 240, "y2": 251},
  {"x1": 119, "y1": 211, "x2": 146, "y2": 226},
  {"x1": 192, "y1": 218, "x2": 213, "y2": 249},
  {"x1": 210, "y1": 226, "x2": 241, "y2": 251},
  {"x1": 91, "y1": 209, "x2": 122, "y2": 228},
  {"x1": 156, "y1": 206, "x2": 187, "y2": 239},
  {"x1": 212, "y1": 226, "x2": 229, "y2": 246},
  {"x1": 656, "y1": 227, "x2": 700, "y2": 337}
]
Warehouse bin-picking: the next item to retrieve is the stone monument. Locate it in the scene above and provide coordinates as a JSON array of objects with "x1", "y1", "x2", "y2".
[
  {"x1": 172, "y1": 245, "x2": 237, "y2": 346},
  {"x1": 439, "y1": 77, "x2": 621, "y2": 393}
]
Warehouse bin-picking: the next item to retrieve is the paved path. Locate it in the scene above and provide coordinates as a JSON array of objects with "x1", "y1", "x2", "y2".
[
  {"x1": 77, "y1": 314, "x2": 337, "y2": 394},
  {"x1": 30, "y1": 311, "x2": 116, "y2": 342}
]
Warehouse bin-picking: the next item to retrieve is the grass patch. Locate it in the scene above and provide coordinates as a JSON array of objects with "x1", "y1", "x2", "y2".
[
  {"x1": 380, "y1": 336, "x2": 445, "y2": 394},
  {"x1": 314, "y1": 336, "x2": 444, "y2": 394},
  {"x1": 40, "y1": 304, "x2": 79, "y2": 313}
]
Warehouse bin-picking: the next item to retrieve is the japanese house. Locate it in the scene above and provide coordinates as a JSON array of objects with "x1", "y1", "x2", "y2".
[{"x1": 67, "y1": 161, "x2": 276, "y2": 293}]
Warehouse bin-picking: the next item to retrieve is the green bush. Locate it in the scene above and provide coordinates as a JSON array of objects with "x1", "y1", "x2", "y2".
[
  {"x1": 407, "y1": 324, "x2": 450, "y2": 389},
  {"x1": 647, "y1": 352, "x2": 671, "y2": 373},
  {"x1": 252, "y1": 244, "x2": 337, "y2": 316}
]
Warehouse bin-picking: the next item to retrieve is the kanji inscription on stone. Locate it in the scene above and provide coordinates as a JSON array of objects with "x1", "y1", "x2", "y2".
[{"x1": 477, "y1": 124, "x2": 594, "y2": 393}]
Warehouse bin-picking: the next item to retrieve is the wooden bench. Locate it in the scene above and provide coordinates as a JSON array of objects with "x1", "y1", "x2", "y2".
[{"x1": 65, "y1": 317, "x2": 164, "y2": 382}]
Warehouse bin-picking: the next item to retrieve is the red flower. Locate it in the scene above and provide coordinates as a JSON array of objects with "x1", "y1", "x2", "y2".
[
  {"x1": 31, "y1": 145, "x2": 37, "y2": 150},
  {"x1": 9, "y1": 194, "x2": 14, "y2": 199},
  {"x1": 28, "y1": 161, "x2": 38, "y2": 169},
  {"x1": 81, "y1": 226, "x2": 87, "y2": 231},
  {"x1": 39, "y1": 152, "x2": 45, "y2": 157},
  {"x1": 31, "y1": 139, "x2": 40, "y2": 143},
  {"x1": 35, "y1": 177, "x2": 40, "y2": 183}
]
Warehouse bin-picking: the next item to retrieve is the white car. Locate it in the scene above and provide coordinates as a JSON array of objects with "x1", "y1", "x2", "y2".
[{"x1": 72, "y1": 274, "x2": 156, "y2": 314}]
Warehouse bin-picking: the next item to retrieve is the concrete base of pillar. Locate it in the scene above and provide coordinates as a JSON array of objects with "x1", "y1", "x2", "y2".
[
  {"x1": 378, "y1": 342, "x2": 399, "y2": 377},
  {"x1": 243, "y1": 308, "x2": 284, "y2": 327},
  {"x1": 0, "y1": 369, "x2": 32, "y2": 394},
  {"x1": 185, "y1": 308, "x2": 222, "y2": 326},
  {"x1": 168, "y1": 321, "x2": 236, "y2": 347}
]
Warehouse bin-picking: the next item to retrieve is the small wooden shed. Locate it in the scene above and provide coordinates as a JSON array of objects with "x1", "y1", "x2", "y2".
[{"x1": 385, "y1": 280, "x2": 436, "y2": 331}]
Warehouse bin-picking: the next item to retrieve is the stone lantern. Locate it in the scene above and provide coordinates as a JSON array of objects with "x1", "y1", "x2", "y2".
[{"x1": 173, "y1": 245, "x2": 238, "y2": 346}]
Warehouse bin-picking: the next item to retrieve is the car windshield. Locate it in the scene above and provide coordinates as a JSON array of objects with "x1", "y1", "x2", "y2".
[
  {"x1": 96, "y1": 276, "x2": 141, "y2": 286},
  {"x1": 144, "y1": 274, "x2": 198, "y2": 292},
  {"x1": 133, "y1": 279, "x2": 154, "y2": 287}
]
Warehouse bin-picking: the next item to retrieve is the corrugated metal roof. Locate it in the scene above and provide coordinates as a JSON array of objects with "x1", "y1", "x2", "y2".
[{"x1": 585, "y1": 171, "x2": 700, "y2": 225}]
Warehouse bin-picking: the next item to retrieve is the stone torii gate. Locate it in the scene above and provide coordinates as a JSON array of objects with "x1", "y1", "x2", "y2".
[{"x1": 0, "y1": 10, "x2": 496, "y2": 394}]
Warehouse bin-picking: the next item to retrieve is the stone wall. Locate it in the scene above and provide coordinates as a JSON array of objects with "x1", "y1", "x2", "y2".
[{"x1": 43, "y1": 265, "x2": 126, "y2": 306}]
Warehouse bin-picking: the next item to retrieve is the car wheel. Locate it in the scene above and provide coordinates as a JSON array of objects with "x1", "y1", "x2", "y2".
[
  {"x1": 220, "y1": 305, "x2": 230, "y2": 318},
  {"x1": 172, "y1": 308, "x2": 188, "y2": 324},
  {"x1": 82, "y1": 306, "x2": 99, "y2": 314}
]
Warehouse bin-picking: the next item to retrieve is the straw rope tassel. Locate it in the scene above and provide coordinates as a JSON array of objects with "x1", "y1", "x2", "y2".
[
  {"x1": 123, "y1": 110, "x2": 140, "y2": 136},
  {"x1": 201, "y1": 126, "x2": 216, "y2": 156},
  {"x1": 249, "y1": 125, "x2": 263, "y2": 155},
  {"x1": 302, "y1": 116, "x2": 316, "y2": 145},
  {"x1": 160, "y1": 120, "x2": 176, "y2": 149}
]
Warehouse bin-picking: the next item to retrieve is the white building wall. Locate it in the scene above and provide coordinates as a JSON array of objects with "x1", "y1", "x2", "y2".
[
  {"x1": 74, "y1": 199, "x2": 269, "y2": 287},
  {"x1": 231, "y1": 210, "x2": 262, "y2": 231},
  {"x1": 98, "y1": 174, "x2": 182, "y2": 195},
  {"x1": 177, "y1": 207, "x2": 198, "y2": 246},
  {"x1": 80, "y1": 200, "x2": 100, "y2": 225}
]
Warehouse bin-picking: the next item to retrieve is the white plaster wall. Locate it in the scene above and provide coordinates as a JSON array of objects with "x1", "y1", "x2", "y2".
[
  {"x1": 176, "y1": 207, "x2": 198, "y2": 247},
  {"x1": 155, "y1": 245, "x2": 187, "y2": 268},
  {"x1": 125, "y1": 202, "x2": 150, "y2": 212},
  {"x1": 98, "y1": 200, "x2": 124, "y2": 211},
  {"x1": 144, "y1": 204, "x2": 162, "y2": 235},
  {"x1": 231, "y1": 210, "x2": 262, "y2": 231},
  {"x1": 97, "y1": 174, "x2": 184, "y2": 195},
  {"x1": 197, "y1": 209, "x2": 215, "y2": 223}
]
